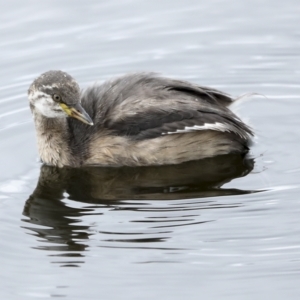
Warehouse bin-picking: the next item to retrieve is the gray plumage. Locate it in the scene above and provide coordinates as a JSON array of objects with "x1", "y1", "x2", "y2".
[{"x1": 28, "y1": 70, "x2": 253, "y2": 167}]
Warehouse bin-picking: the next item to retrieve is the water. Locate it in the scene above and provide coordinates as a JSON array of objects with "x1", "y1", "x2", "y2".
[{"x1": 1, "y1": 0, "x2": 300, "y2": 299}]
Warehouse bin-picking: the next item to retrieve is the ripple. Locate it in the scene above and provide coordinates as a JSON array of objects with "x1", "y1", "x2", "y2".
[{"x1": 1, "y1": 0, "x2": 300, "y2": 299}]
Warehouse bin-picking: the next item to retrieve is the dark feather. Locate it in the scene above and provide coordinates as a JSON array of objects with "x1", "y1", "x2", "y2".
[{"x1": 68, "y1": 73, "x2": 252, "y2": 148}]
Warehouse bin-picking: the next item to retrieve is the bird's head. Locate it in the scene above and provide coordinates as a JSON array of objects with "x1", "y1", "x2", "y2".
[{"x1": 28, "y1": 70, "x2": 93, "y2": 125}]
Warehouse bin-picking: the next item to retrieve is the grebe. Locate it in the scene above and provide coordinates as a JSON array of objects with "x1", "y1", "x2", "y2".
[{"x1": 28, "y1": 70, "x2": 253, "y2": 167}]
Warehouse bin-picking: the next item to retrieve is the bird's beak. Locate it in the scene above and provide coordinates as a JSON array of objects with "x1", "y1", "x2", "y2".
[{"x1": 60, "y1": 103, "x2": 94, "y2": 126}]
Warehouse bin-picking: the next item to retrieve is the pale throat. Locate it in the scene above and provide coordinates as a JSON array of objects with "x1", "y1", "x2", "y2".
[
  {"x1": 29, "y1": 90, "x2": 71, "y2": 167},
  {"x1": 32, "y1": 110, "x2": 71, "y2": 167}
]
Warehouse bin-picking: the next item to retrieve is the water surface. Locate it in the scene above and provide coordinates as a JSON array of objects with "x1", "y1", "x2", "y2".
[{"x1": 1, "y1": 0, "x2": 300, "y2": 299}]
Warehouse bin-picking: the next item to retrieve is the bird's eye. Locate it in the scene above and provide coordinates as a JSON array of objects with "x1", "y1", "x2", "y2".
[{"x1": 52, "y1": 94, "x2": 61, "y2": 102}]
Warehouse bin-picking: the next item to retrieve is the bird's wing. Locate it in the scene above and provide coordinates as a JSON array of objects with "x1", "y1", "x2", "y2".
[
  {"x1": 81, "y1": 73, "x2": 252, "y2": 141},
  {"x1": 104, "y1": 97, "x2": 253, "y2": 141}
]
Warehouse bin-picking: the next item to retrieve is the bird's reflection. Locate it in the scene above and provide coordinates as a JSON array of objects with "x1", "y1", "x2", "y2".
[{"x1": 23, "y1": 154, "x2": 255, "y2": 267}]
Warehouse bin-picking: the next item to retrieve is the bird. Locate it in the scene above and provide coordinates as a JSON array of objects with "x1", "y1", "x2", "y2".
[{"x1": 28, "y1": 70, "x2": 253, "y2": 168}]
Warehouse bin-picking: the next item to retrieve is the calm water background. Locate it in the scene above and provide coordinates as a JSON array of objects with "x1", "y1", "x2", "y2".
[{"x1": 1, "y1": 0, "x2": 300, "y2": 299}]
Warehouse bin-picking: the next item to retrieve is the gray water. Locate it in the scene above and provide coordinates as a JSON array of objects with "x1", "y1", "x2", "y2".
[{"x1": 1, "y1": 0, "x2": 300, "y2": 299}]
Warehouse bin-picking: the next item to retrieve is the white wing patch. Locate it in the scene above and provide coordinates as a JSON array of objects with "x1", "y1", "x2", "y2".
[{"x1": 162, "y1": 122, "x2": 248, "y2": 139}]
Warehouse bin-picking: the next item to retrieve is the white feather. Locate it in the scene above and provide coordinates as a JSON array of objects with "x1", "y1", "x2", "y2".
[
  {"x1": 162, "y1": 122, "x2": 247, "y2": 139},
  {"x1": 29, "y1": 91, "x2": 66, "y2": 118},
  {"x1": 42, "y1": 84, "x2": 58, "y2": 90}
]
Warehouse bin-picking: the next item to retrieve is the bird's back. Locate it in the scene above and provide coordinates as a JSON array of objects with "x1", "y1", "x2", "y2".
[{"x1": 67, "y1": 73, "x2": 252, "y2": 166}]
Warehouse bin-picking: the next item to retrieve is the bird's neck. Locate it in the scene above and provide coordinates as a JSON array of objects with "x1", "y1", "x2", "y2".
[{"x1": 33, "y1": 111, "x2": 72, "y2": 167}]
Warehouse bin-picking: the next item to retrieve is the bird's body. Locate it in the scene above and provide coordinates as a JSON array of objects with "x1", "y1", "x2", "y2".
[{"x1": 28, "y1": 71, "x2": 253, "y2": 168}]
